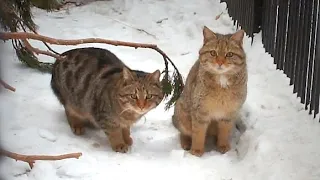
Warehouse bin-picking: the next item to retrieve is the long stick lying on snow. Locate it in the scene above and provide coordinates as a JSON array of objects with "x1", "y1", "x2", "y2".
[
  {"x1": 0, "y1": 79, "x2": 16, "y2": 92},
  {"x1": 0, "y1": 32, "x2": 176, "y2": 68},
  {"x1": 22, "y1": 39, "x2": 61, "y2": 59},
  {"x1": 0, "y1": 32, "x2": 162, "y2": 58},
  {"x1": 0, "y1": 149, "x2": 82, "y2": 168}
]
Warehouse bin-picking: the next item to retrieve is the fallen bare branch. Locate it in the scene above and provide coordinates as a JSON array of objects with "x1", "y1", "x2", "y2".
[
  {"x1": 215, "y1": 12, "x2": 224, "y2": 20},
  {"x1": 0, "y1": 32, "x2": 156, "y2": 48},
  {"x1": 18, "y1": 20, "x2": 60, "y2": 55},
  {"x1": 156, "y1": 18, "x2": 168, "y2": 24},
  {"x1": 0, "y1": 149, "x2": 82, "y2": 168},
  {"x1": 0, "y1": 32, "x2": 179, "y2": 77},
  {"x1": 110, "y1": 19, "x2": 157, "y2": 39},
  {"x1": 22, "y1": 39, "x2": 63, "y2": 59},
  {"x1": 0, "y1": 79, "x2": 16, "y2": 92}
]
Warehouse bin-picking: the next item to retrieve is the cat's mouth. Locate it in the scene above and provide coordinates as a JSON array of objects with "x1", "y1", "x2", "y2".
[
  {"x1": 133, "y1": 103, "x2": 157, "y2": 115},
  {"x1": 130, "y1": 107, "x2": 149, "y2": 115},
  {"x1": 213, "y1": 66, "x2": 228, "y2": 74},
  {"x1": 212, "y1": 64, "x2": 234, "y2": 74}
]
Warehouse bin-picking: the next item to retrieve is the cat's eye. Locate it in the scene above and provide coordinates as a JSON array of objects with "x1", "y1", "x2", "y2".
[
  {"x1": 210, "y1": 50, "x2": 217, "y2": 57},
  {"x1": 146, "y1": 94, "x2": 153, "y2": 99},
  {"x1": 226, "y1": 52, "x2": 234, "y2": 57},
  {"x1": 130, "y1": 94, "x2": 137, "y2": 99}
]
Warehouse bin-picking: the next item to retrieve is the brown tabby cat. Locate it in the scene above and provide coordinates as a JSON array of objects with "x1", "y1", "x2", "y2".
[
  {"x1": 172, "y1": 26, "x2": 247, "y2": 157},
  {"x1": 51, "y1": 47, "x2": 164, "y2": 153}
]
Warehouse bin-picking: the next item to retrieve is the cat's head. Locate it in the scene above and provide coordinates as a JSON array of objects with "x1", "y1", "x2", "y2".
[
  {"x1": 117, "y1": 67, "x2": 164, "y2": 114},
  {"x1": 198, "y1": 26, "x2": 246, "y2": 75}
]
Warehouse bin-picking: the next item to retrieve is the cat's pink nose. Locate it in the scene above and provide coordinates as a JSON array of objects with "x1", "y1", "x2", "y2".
[
  {"x1": 136, "y1": 99, "x2": 146, "y2": 109},
  {"x1": 216, "y1": 61, "x2": 223, "y2": 66}
]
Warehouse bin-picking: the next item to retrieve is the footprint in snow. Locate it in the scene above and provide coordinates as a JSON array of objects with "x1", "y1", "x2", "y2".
[{"x1": 38, "y1": 129, "x2": 57, "y2": 142}]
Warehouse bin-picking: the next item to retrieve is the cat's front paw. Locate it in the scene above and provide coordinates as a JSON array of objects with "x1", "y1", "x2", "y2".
[
  {"x1": 217, "y1": 143, "x2": 230, "y2": 154},
  {"x1": 71, "y1": 126, "x2": 85, "y2": 135},
  {"x1": 190, "y1": 148, "x2": 204, "y2": 157},
  {"x1": 124, "y1": 136, "x2": 133, "y2": 146},
  {"x1": 112, "y1": 143, "x2": 129, "y2": 153}
]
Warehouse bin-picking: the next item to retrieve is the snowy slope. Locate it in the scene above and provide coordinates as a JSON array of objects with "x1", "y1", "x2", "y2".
[{"x1": 1, "y1": 0, "x2": 320, "y2": 180}]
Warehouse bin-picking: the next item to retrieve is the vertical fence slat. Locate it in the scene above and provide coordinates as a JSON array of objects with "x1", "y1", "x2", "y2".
[
  {"x1": 270, "y1": 0, "x2": 277, "y2": 56},
  {"x1": 266, "y1": 0, "x2": 272, "y2": 53},
  {"x1": 276, "y1": 0, "x2": 288, "y2": 70},
  {"x1": 285, "y1": 0, "x2": 295, "y2": 80},
  {"x1": 299, "y1": 0, "x2": 313, "y2": 104},
  {"x1": 283, "y1": 0, "x2": 291, "y2": 75},
  {"x1": 312, "y1": 0, "x2": 320, "y2": 119},
  {"x1": 274, "y1": 0, "x2": 280, "y2": 67},
  {"x1": 293, "y1": 0, "x2": 304, "y2": 95},
  {"x1": 289, "y1": 0, "x2": 300, "y2": 85},
  {"x1": 305, "y1": 0, "x2": 318, "y2": 111}
]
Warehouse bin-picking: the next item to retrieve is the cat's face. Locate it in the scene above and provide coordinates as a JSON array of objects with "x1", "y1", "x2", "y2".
[
  {"x1": 118, "y1": 68, "x2": 164, "y2": 114},
  {"x1": 199, "y1": 26, "x2": 246, "y2": 75}
]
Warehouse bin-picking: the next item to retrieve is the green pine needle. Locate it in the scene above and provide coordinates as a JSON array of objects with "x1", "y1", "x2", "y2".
[{"x1": 14, "y1": 40, "x2": 53, "y2": 73}]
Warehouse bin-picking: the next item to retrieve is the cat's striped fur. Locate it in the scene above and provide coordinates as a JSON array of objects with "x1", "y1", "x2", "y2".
[{"x1": 51, "y1": 47, "x2": 164, "y2": 153}]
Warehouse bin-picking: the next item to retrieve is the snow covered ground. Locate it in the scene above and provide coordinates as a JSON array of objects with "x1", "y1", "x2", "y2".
[{"x1": 1, "y1": 0, "x2": 320, "y2": 179}]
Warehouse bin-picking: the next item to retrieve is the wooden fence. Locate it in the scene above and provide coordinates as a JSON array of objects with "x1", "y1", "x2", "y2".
[{"x1": 221, "y1": 0, "x2": 320, "y2": 120}]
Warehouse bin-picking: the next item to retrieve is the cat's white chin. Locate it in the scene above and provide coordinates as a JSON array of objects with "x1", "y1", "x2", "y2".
[
  {"x1": 204, "y1": 64, "x2": 233, "y2": 74},
  {"x1": 211, "y1": 66, "x2": 233, "y2": 74}
]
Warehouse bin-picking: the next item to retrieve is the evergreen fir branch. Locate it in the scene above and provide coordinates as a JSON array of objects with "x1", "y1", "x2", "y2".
[
  {"x1": 13, "y1": 0, "x2": 37, "y2": 31},
  {"x1": 164, "y1": 71, "x2": 184, "y2": 110},
  {"x1": 13, "y1": 40, "x2": 53, "y2": 73},
  {"x1": 0, "y1": 0, "x2": 57, "y2": 73}
]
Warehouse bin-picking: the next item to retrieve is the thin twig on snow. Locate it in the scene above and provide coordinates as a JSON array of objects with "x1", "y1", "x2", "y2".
[
  {"x1": 110, "y1": 19, "x2": 157, "y2": 39},
  {"x1": 0, "y1": 149, "x2": 82, "y2": 169},
  {"x1": 0, "y1": 79, "x2": 16, "y2": 92},
  {"x1": 22, "y1": 39, "x2": 63, "y2": 59}
]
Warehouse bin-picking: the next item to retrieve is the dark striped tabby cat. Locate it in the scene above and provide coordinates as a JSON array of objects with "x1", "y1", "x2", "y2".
[{"x1": 51, "y1": 47, "x2": 164, "y2": 153}]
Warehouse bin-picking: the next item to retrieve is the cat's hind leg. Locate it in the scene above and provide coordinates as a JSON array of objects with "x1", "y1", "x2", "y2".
[{"x1": 64, "y1": 105, "x2": 86, "y2": 135}]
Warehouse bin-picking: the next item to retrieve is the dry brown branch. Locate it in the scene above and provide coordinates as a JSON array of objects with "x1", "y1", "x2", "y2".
[
  {"x1": 110, "y1": 19, "x2": 157, "y2": 39},
  {"x1": 215, "y1": 12, "x2": 224, "y2": 20},
  {"x1": 0, "y1": 149, "x2": 82, "y2": 168},
  {"x1": 0, "y1": 79, "x2": 16, "y2": 92},
  {"x1": 22, "y1": 39, "x2": 63, "y2": 59},
  {"x1": 0, "y1": 32, "x2": 158, "y2": 48},
  {"x1": 17, "y1": 20, "x2": 60, "y2": 55},
  {"x1": 0, "y1": 32, "x2": 179, "y2": 78}
]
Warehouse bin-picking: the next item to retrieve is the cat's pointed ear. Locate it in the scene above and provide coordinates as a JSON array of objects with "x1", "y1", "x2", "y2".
[
  {"x1": 122, "y1": 67, "x2": 135, "y2": 81},
  {"x1": 230, "y1": 30, "x2": 245, "y2": 45},
  {"x1": 148, "y1": 70, "x2": 161, "y2": 82},
  {"x1": 203, "y1": 26, "x2": 217, "y2": 43}
]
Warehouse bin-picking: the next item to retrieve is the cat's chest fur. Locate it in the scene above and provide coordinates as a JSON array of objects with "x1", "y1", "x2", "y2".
[
  {"x1": 193, "y1": 75, "x2": 242, "y2": 120},
  {"x1": 217, "y1": 75, "x2": 230, "y2": 88}
]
